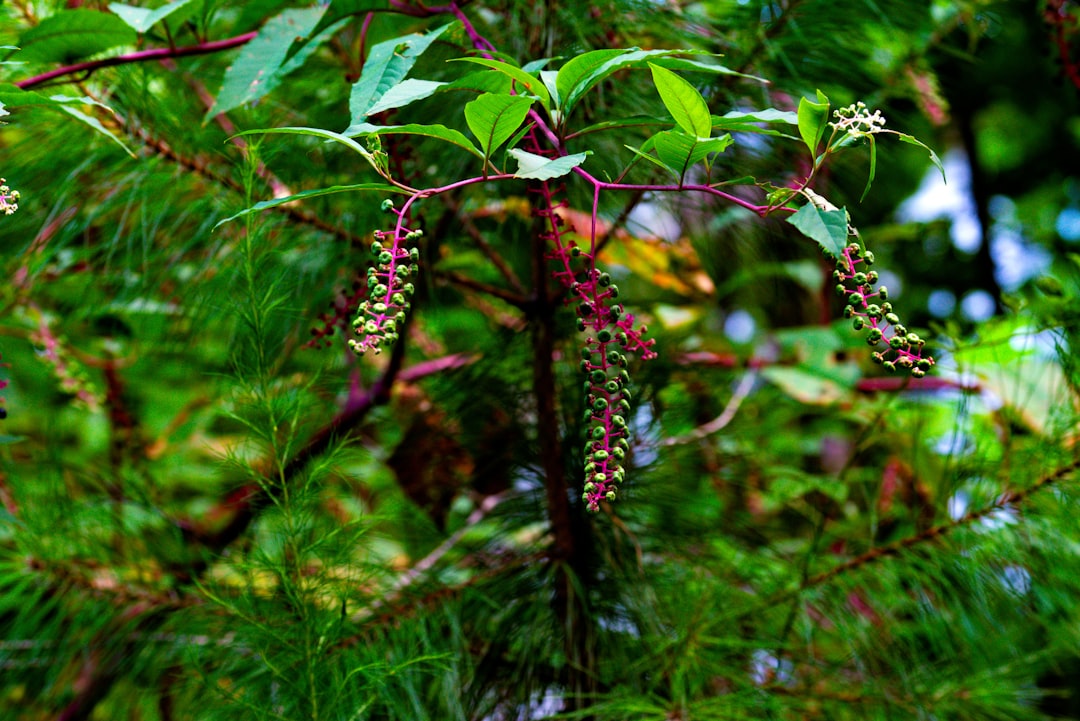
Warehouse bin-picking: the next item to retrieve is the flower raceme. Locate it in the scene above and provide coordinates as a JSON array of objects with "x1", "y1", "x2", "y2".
[
  {"x1": 0, "y1": 178, "x2": 19, "y2": 216},
  {"x1": 835, "y1": 243, "x2": 934, "y2": 376}
]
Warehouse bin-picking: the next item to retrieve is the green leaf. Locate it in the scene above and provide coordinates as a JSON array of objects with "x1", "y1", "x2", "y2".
[
  {"x1": 16, "y1": 9, "x2": 136, "y2": 64},
  {"x1": 555, "y1": 49, "x2": 626, "y2": 114},
  {"x1": 648, "y1": 63, "x2": 711, "y2": 138},
  {"x1": 207, "y1": 6, "x2": 327, "y2": 119},
  {"x1": 344, "y1": 122, "x2": 482, "y2": 159},
  {"x1": 860, "y1": 134, "x2": 877, "y2": 202},
  {"x1": 363, "y1": 79, "x2": 447, "y2": 117},
  {"x1": 0, "y1": 84, "x2": 134, "y2": 155},
  {"x1": 450, "y1": 58, "x2": 550, "y2": 109},
  {"x1": 787, "y1": 202, "x2": 849, "y2": 258},
  {"x1": 214, "y1": 183, "x2": 404, "y2": 229},
  {"x1": 108, "y1": 0, "x2": 196, "y2": 34},
  {"x1": 348, "y1": 24, "x2": 451, "y2": 124},
  {"x1": 464, "y1": 93, "x2": 534, "y2": 163},
  {"x1": 714, "y1": 108, "x2": 800, "y2": 136},
  {"x1": 897, "y1": 132, "x2": 946, "y2": 183},
  {"x1": 622, "y1": 142, "x2": 680, "y2": 182},
  {"x1": 557, "y1": 48, "x2": 722, "y2": 118},
  {"x1": 652, "y1": 130, "x2": 732, "y2": 179},
  {"x1": 232, "y1": 126, "x2": 378, "y2": 169},
  {"x1": 648, "y1": 55, "x2": 767, "y2": 84},
  {"x1": 797, "y1": 89, "x2": 830, "y2": 158},
  {"x1": 507, "y1": 149, "x2": 589, "y2": 180}
]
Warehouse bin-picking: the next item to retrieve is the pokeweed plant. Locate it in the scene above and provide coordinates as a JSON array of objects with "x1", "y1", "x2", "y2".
[{"x1": 222, "y1": 9, "x2": 942, "y2": 513}]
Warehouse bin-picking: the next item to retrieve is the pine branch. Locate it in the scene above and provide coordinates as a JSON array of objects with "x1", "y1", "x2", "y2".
[{"x1": 753, "y1": 456, "x2": 1080, "y2": 614}]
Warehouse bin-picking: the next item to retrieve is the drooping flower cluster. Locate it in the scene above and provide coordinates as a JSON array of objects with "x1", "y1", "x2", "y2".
[
  {"x1": 573, "y1": 264, "x2": 655, "y2": 511},
  {"x1": 835, "y1": 243, "x2": 934, "y2": 377},
  {"x1": 349, "y1": 200, "x2": 419, "y2": 356},
  {"x1": 830, "y1": 102, "x2": 887, "y2": 138},
  {"x1": 534, "y1": 181, "x2": 656, "y2": 512},
  {"x1": 0, "y1": 178, "x2": 19, "y2": 215}
]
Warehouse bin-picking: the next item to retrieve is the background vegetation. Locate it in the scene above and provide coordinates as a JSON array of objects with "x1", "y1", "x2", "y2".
[{"x1": 2, "y1": 1, "x2": 1080, "y2": 719}]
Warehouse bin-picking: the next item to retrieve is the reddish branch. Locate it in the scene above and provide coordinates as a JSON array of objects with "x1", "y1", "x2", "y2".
[{"x1": 14, "y1": 32, "x2": 258, "y2": 90}]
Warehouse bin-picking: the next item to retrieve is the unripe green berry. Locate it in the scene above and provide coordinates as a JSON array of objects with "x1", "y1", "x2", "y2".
[
  {"x1": 593, "y1": 473, "x2": 607, "y2": 483},
  {"x1": 593, "y1": 398, "x2": 609, "y2": 412},
  {"x1": 885, "y1": 312, "x2": 900, "y2": 325},
  {"x1": 883, "y1": 360, "x2": 896, "y2": 372},
  {"x1": 605, "y1": 491, "x2": 616, "y2": 501},
  {"x1": 597, "y1": 329, "x2": 612, "y2": 342},
  {"x1": 378, "y1": 251, "x2": 393, "y2": 265},
  {"x1": 878, "y1": 286, "x2": 889, "y2": 300},
  {"x1": 593, "y1": 450, "x2": 610, "y2": 462},
  {"x1": 848, "y1": 293, "x2": 863, "y2": 306},
  {"x1": 584, "y1": 482, "x2": 597, "y2": 493},
  {"x1": 853, "y1": 317, "x2": 865, "y2": 331},
  {"x1": 590, "y1": 370, "x2": 607, "y2": 384},
  {"x1": 591, "y1": 426, "x2": 606, "y2": 440},
  {"x1": 912, "y1": 368, "x2": 926, "y2": 378},
  {"x1": 605, "y1": 380, "x2": 620, "y2": 393},
  {"x1": 599, "y1": 273, "x2": 612, "y2": 287}
]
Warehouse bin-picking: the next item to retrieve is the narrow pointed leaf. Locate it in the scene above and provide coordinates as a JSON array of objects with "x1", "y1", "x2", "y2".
[
  {"x1": 450, "y1": 58, "x2": 550, "y2": 108},
  {"x1": 897, "y1": 132, "x2": 946, "y2": 183},
  {"x1": 648, "y1": 63, "x2": 711, "y2": 137},
  {"x1": 344, "y1": 122, "x2": 482, "y2": 158},
  {"x1": 214, "y1": 183, "x2": 404, "y2": 229}
]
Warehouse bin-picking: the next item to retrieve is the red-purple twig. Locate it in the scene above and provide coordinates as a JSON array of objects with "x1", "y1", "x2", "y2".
[{"x1": 15, "y1": 32, "x2": 258, "y2": 90}]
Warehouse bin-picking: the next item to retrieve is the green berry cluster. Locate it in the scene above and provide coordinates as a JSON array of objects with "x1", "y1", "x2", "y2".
[
  {"x1": 835, "y1": 243, "x2": 934, "y2": 377},
  {"x1": 570, "y1": 267, "x2": 655, "y2": 512},
  {"x1": 349, "y1": 201, "x2": 420, "y2": 356}
]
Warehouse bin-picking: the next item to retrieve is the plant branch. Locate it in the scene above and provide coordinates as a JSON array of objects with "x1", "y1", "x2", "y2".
[{"x1": 15, "y1": 32, "x2": 258, "y2": 90}]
